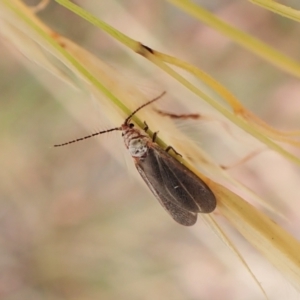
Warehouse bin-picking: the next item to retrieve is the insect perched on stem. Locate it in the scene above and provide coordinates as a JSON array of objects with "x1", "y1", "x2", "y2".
[{"x1": 54, "y1": 92, "x2": 216, "y2": 226}]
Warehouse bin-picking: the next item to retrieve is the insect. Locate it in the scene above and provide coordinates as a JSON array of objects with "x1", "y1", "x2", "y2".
[{"x1": 54, "y1": 92, "x2": 216, "y2": 226}]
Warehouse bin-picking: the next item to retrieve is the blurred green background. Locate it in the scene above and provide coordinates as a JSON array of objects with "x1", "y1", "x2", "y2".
[{"x1": 1, "y1": 0, "x2": 300, "y2": 299}]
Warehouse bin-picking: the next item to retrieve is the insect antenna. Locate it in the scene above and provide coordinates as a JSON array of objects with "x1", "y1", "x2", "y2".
[
  {"x1": 124, "y1": 91, "x2": 166, "y2": 125},
  {"x1": 54, "y1": 91, "x2": 166, "y2": 147},
  {"x1": 54, "y1": 127, "x2": 121, "y2": 147}
]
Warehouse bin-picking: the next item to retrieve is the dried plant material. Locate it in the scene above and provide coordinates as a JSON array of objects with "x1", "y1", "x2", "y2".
[
  {"x1": 1, "y1": 0, "x2": 300, "y2": 299},
  {"x1": 55, "y1": 0, "x2": 300, "y2": 166},
  {"x1": 250, "y1": 0, "x2": 300, "y2": 22},
  {"x1": 215, "y1": 182, "x2": 300, "y2": 291},
  {"x1": 166, "y1": 0, "x2": 300, "y2": 78}
]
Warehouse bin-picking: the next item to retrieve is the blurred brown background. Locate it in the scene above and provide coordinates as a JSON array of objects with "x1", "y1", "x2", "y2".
[{"x1": 1, "y1": 0, "x2": 300, "y2": 299}]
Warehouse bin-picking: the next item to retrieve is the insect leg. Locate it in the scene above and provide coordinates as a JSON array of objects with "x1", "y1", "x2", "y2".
[
  {"x1": 150, "y1": 129, "x2": 182, "y2": 156},
  {"x1": 165, "y1": 146, "x2": 182, "y2": 157},
  {"x1": 152, "y1": 131, "x2": 159, "y2": 142},
  {"x1": 143, "y1": 121, "x2": 149, "y2": 132},
  {"x1": 148, "y1": 124, "x2": 182, "y2": 157}
]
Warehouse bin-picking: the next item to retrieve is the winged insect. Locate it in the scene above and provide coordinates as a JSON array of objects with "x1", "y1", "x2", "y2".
[{"x1": 55, "y1": 92, "x2": 216, "y2": 226}]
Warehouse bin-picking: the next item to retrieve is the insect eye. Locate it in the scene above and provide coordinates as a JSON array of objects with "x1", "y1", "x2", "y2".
[{"x1": 129, "y1": 123, "x2": 134, "y2": 128}]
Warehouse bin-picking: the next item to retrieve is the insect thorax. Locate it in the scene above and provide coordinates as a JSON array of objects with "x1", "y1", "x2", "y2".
[{"x1": 122, "y1": 128, "x2": 149, "y2": 158}]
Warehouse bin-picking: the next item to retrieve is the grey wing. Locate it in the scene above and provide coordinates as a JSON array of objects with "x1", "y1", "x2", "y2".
[
  {"x1": 135, "y1": 162, "x2": 197, "y2": 226},
  {"x1": 152, "y1": 145, "x2": 216, "y2": 214}
]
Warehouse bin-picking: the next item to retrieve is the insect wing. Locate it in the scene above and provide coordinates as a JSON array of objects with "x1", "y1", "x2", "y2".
[
  {"x1": 135, "y1": 144, "x2": 216, "y2": 226},
  {"x1": 151, "y1": 144, "x2": 216, "y2": 214},
  {"x1": 136, "y1": 161, "x2": 197, "y2": 226},
  {"x1": 149, "y1": 144, "x2": 216, "y2": 213}
]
